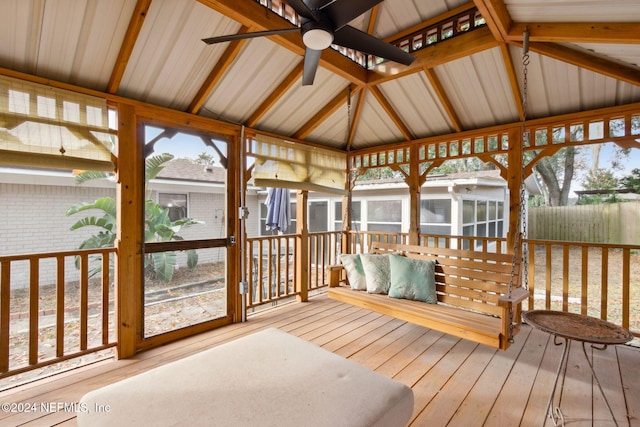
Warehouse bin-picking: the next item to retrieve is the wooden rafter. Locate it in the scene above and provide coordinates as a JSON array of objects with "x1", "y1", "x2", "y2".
[
  {"x1": 293, "y1": 84, "x2": 363, "y2": 140},
  {"x1": 245, "y1": 62, "x2": 304, "y2": 128},
  {"x1": 508, "y1": 22, "x2": 640, "y2": 44},
  {"x1": 368, "y1": 27, "x2": 499, "y2": 85},
  {"x1": 188, "y1": 26, "x2": 252, "y2": 114},
  {"x1": 107, "y1": 0, "x2": 152, "y2": 94},
  {"x1": 473, "y1": 0, "x2": 511, "y2": 41},
  {"x1": 346, "y1": 88, "x2": 366, "y2": 151},
  {"x1": 422, "y1": 68, "x2": 462, "y2": 133}
]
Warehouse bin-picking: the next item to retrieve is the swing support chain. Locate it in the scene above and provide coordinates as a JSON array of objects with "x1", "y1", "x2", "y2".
[{"x1": 507, "y1": 28, "x2": 531, "y2": 344}]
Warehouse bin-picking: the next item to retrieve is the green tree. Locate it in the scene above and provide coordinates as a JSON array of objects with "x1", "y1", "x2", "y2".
[
  {"x1": 620, "y1": 168, "x2": 640, "y2": 193},
  {"x1": 67, "y1": 153, "x2": 204, "y2": 282}
]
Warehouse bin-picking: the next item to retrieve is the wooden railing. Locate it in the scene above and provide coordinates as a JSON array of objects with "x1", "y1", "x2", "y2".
[
  {"x1": 527, "y1": 239, "x2": 639, "y2": 334},
  {"x1": 0, "y1": 248, "x2": 116, "y2": 380},
  {"x1": 309, "y1": 231, "x2": 342, "y2": 292},
  {"x1": 245, "y1": 235, "x2": 298, "y2": 309}
]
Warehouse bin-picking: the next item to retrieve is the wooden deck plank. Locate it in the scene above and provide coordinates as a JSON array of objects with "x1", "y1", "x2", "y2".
[
  {"x1": 449, "y1": 325, "x2": 533, "y2": 426},
  {"x1": 0, "y1": 293, "x2": 637, "y2": 427},
  {"x1": 484, "y1": 326, "x2": 547, "y2": 426},
  {"x1": 591, "y1": 343, "x2": 630, "y2": 426},
  {"x1": 618, "y1": 345, "x2": 640, "y2": 425},
  {"x1": 412, "y1": 343, "x2": 496, "y2": 425}
]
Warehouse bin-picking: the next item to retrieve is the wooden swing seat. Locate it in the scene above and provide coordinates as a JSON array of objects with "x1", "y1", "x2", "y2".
[{"x1": 328, "y1": 242, "x2": 529, "y2": 351}]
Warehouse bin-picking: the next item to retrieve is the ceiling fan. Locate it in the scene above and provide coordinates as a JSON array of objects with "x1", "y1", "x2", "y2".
[{"x1": 202, "y1": 0, "x2": 416, "y2": 86}]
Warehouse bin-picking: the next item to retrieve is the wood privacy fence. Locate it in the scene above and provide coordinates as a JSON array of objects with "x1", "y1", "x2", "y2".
[{"x1": 528, "y1": 201, "x2": 640, "y2": 244}]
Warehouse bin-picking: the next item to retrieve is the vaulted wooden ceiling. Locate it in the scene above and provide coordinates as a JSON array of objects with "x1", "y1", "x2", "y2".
[{"x1": 1, "y1": 0, "x2": 639, "y2": 152}]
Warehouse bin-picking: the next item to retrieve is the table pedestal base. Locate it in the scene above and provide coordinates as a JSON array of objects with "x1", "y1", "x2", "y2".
[{"x1": 545, "y1": 336, "x2": 620, "y2": 427}]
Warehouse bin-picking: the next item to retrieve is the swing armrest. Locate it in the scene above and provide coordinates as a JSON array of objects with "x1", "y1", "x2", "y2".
[{"x1": 498, "y1": 287, "x2": 530, "y2": 307}]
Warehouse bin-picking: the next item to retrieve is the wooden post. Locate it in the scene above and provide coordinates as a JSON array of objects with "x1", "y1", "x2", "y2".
[
  {"x1": 296, "y1": 190, "x2": 309, "y2": 302},
  {"x1": 507, "y1": 127, "x2": 523, "y2": 255},
  {"x1": 228, "y1": 130, "x2": 240, "y2": 322},
  {"x1": 408, "y1": 144, "x2": 421, "y2": 245},
  {"x1": 115, "y1": 103, "x2": 144, "y2": 359}
]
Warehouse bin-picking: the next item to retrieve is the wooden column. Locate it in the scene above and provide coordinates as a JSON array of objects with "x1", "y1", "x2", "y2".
[
  {"x1": 408, "y1": 144, "x2": 421, "y2": 245},
  {"x1": 507, "y1": 127, "x2": 523, "y2": 255},
  {"x1": 115, "y1": 103, "x2": 144, "y2": 359},
  {"x1": 296, "y1": 190, "x2": 309, "y2": 302},
  {"x1": 227, "y1": 131, "x2": 240, "y2": 322}
]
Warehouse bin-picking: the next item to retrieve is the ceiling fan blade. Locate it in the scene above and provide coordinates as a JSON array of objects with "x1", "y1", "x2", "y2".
[
  {"x1": 286, "y1": 0, "x2": 321, "y2": 22},
  {"x1": 321, "y1": 0, "x2": 383, "y2": 30},
  {"x1": 202, "y1": 27, "x2": 298, "y2": 44},
  {"x1": 302, "y1": 48, "x2": 322, "y2": 86},
  {"x1": 333, "y1": 25, "x2": 415, "y2": 66}
]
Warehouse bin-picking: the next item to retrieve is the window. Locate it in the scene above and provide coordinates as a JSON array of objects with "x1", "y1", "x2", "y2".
[
  {"x1": 420, "y1": 199, "x2": 451, "y2": 235},
  {"x1": 334, "y1": 200, "x2": 361, "y2": 231},
  {"x1": 367, "y1": 200, "x2": 402, "y2": 233},
  {"x1": 159, "y1": 193, "x2": 187, "y2": 221},
  {"x1": 462, "y1": 199, "x2": 505, "y2": 249}
]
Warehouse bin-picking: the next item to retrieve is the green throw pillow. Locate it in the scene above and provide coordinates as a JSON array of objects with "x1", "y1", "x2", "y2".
[
  {"x1": 360, "y1": 253, "x2": 391, "y2": 294},
  {"x1": 340, "y1": 254, "x2": 367, "y2": 291},
  {"x1": 388, "y1": 254, "x2": 437, "y2": 303}
]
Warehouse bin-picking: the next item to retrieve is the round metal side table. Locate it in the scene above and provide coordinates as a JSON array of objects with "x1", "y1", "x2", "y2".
[{"x1": 522, "y1": 310, "x2": 633, "y2": 427}]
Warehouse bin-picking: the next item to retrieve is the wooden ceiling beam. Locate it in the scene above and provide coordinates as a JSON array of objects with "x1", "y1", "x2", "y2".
[
  {"x1": 369, "y1": 85, "x2": 413, "y2": 140},
  {"x1": 293, "y1": 84, "x2": 363, "y2": 140},
  {"x1": 197, "y1": 0, "x2": 367, "y2": 85},
  {"x1": 529, "y1": 42, "x2": 640, "y2": 87},
  {"x1": 509, "y1": 22, "x2": 640, "y2": 44},
  {"x1": 188, "y1": 26, "x2": 251, "y2": 114},
  {"x1": 422, "y1": 68, "x2": 462, "y2": 133},
  {"x1": 473, "y1": 0, "x2": 511, "y2": 41},
  {"x1": 369, "y1": 26, "x2": 498, "y2": 85},
  {"x1": 245, "y1": 62, "x2": 304, "y2": 128},
  {"x1": 107, "y1": 0, "x2": 152, "y2": 94},
  {"x1": 346, "y1": 89, "x2": 367, "y2": 151}
]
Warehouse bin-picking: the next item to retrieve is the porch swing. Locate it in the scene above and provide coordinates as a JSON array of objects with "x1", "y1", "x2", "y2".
[{"x1": 328, "y1": 32, "x2": 533, "y2": 351}]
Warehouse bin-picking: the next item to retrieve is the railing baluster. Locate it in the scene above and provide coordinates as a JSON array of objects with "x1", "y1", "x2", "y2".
[
  {"x1": 56, "y1": 255, "x2": 65, "y2": 358},
  {"x1": 601, "y1": 248, "x2": 609, "y2": 320},
  {"x1": 79, "y1": 253, "x2": 89, "y2": 351},
  {"x1": 622, "y1": 248, "x2": 630, "y2": 330},
  {"x1": 102, "y1": 253, "x2": 110, "y2": 346},
  {"x1": 29, "y1": 259, "x2": 39, "y2": 366},
  {"x1": 581, "y1": 246, "x2": 588, "y2": 316},
  {"x1": 1, "y1": 261, "x2": 10, "y2": 373}
]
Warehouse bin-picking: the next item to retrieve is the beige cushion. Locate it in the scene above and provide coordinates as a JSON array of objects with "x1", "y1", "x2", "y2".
[{"x1": 78, "y1": 328, "x2": 414, "y2": 427}]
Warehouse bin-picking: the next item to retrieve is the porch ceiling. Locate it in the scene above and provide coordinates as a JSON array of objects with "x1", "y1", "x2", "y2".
[{"x1": 1, "y1": 0, "x2": 639, "y2": 151}]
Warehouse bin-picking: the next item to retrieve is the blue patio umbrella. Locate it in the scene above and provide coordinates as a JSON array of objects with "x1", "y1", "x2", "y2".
[{"x1": 265, "y1": 187, "x2": 291, "y2": 233}]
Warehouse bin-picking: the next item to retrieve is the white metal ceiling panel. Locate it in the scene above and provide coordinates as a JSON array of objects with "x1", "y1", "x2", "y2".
[
  {"x1": 305, "y1": 99, "x2": 353, "y2": 149},
  {"x1": 436, "y1": 48, "x2": 519, "y2": 131},
  {"x1": 0, "y1": 0, "x2": 135, "y2": 89},
  {"x1": 255, "y1": 68, "x2": 348, "y2": 136},
  {"x1": 505, "y1": 0, "x2": 640, "y2": 22},
  {"x1": 200, "y1": 37, "x2": 300, "y2": 124},
  {"x1": 509, "y1": 45, "x2": 640, "y2": 119},
  {"x1": 118, "y1": 0, "x2": 241, "y2": 109},
  {"x1": 350, "y1": 92, "x2": 406, "y2": 150},
  {"x1": 378, "y1": 73, "x2": 455, "y2": 139},
  {"x1": 573, "y1": 43, "x2": 640, "y2": 69}
]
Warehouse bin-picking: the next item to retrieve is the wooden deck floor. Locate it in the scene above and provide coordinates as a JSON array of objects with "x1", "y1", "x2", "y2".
[{"x1": 1, "y1": 292, "x2": 639, "y2": 426}]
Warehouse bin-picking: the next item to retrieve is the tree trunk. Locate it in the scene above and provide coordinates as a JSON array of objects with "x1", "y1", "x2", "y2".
[{"x1": 534, "y1": 147, "x2": 576, "y2": 206}]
